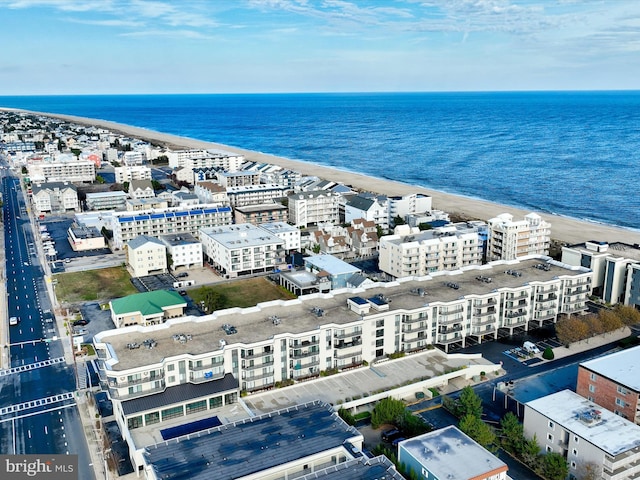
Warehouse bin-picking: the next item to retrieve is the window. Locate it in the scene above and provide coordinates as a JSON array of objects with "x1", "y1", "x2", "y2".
[
  {"x1": 572, "y1": 449, "x2": 578, "y2": 456},
  {"x1": 548, "y1": 421, "x2": 555, "y2": 429},
  {"x1": 376, "y1": 329, "x2": 384, "y2": 338},
  {"x1": 571, "y1": 461, "x2": 576, "y2": 469},
  {"x1": 589, "y1": 384, "x2": 595, "y2": 393},
  {"x1": 161, "y1": 406, "x2": 184, "y2": 421},
  {"x1": 209, "y1": 396, "x2": 222, "y2": 409},
  {"x1": 589, "y1": 372, "x2": 596, "y2": 381},
  {"x1": 144, "y1": 412, "x2": 160, "y2": 425},
  {"x1": 167, "y1": 364, "x2": 175, "y2": 372},
  {"x1": 127, "y1": 416, "x2": 143, "y2": 430},
  {"x1": 376, "y1": 319, "x2": 385, "y2": 328},
  {"x1": 546, "y1": 445, "x2": 552, "y2": 453},
  {"x1": 186, "y1": 400, "x2": 207, "y2": 415},
  {"x1": 574, "y1": 436, "x2": 579, "y2": 443},
  {"x1": 376, "y1": 339, "x2": 384, "y2": 347},
  {"x1": 616, "y1": 397, "x2": 625, "y2": 407},
  {"x1": 547, "y1": 433, "x2": 554, "y2": 442},
  {"x1": 617, "y1": 385, "x2": 627, "y2": 395}
]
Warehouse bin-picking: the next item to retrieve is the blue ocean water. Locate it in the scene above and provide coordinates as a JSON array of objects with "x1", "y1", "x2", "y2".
[{"x1": 0, "y1": 91, "x2": 638, "y2": 230}]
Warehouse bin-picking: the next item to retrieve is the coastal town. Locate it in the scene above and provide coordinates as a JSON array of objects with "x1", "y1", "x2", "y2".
[{"x1": 2, "y1": 109, "x2": 640, "y2": 480}]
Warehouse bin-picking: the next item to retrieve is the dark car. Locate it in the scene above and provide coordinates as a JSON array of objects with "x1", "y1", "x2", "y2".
[
  {"x1": 391, "y1": 437, "x2": 406, "y2": 448},
  {"x1": 179, "y1": 290, "x2": 187, "y2": 296},
  {"x1": 177, "y1": 272, "x2": 189, "y2": 278},
  {"x1": 73, "y1": 319, "x2": 88, "y2": 326},
  {"x1": 381, "y1": 428, "x2": 401, "y2": 442}
]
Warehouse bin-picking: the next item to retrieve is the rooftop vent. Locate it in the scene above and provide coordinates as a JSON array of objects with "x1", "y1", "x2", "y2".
[
  {"x1": 268, "y1": 315, "x2": 281, "y2": 326},
  {"x1": 172, "y1": 333, "x2": 192, "y2": 344},
  {"x1": 505, "y1": 269, "x2": 522, "y2": 277},
  {"x1": 311, "y1": 306, "x2": 324, "y2": 317},
  {"x1": 222, "y1": 324, "x2": 237, "y2": 335},
  {"x1": 577, "y1": 408, "x2": 602, "y2": 425},
  {"x1": 445, "y1": 282, "x2": 459, "y2": 290},
  {"x1": 533, "y1": 263, "x2": 551, "y2": 271},
  {"x1": 410, "y1": 288, "x2": 427, "y2": 297},
  {"x1": 142, "y1": 338, "x2": 157, "y2": 349},
  {"x1": 475, "y1": 275, "x2": 492, "y2": 283}
]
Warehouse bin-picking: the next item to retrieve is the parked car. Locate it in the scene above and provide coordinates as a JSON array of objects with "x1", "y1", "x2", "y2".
[
  {"x1": 177, "y1": 272, "x2": 189, "y2": 278},
  {"x1": 72, "y1": 319, "x2": 88, "y2": 326},
  {"x1": 9, "y1": 316, "x2": 19, "y2": 326},
  {"x1": 179, "y1": 290, "x2": 187, "y2": 296},
  {"x1": 391, "y1": 437, "x2": 406, "y2": 448},
  {"x1": 381, "y1": 428, "x2": 402, "y2": 442}
]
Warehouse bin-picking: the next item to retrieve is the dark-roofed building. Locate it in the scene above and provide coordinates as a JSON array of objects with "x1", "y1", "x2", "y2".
[
  {"x1": 143, "y1": 401, "x2": 363, "y2": 480},
  {"x1": 345, "y1": 193, "x2": 389, "y2": 231},
  {"x1": 31, "y1": 181, "x2": 79, "y2": 214},
  {"x1": 292, "y1": 455, "x2": 404, "y2": 480},
  {"x1": 234, "y1": 202, "x2": 288, "y2": 225},
  {"x1": 67, "y1": 222, "x2": 106, "y2": 251},
  {"x1": 129, "y1": 179, "x2": 155, "y2": 199}
]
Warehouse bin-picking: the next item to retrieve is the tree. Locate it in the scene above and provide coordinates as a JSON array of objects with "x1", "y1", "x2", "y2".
[
  {"x1": 95, "y1": 175, "x2": 105, "y2": 184},
  {"x1": 459, "y1": 414, "x2": 497, "y2": 452},
  {"x1": 599, "y1": 309, "x2": 623, "y2": 333},
  {"x1": 312, "y1": 244, "x2": 321, "y2": 254},
  {"x1": 202, "y1": 289, "x2": 227, "y2": 313},
  {"x1": 542, "y1": 347, "x2": 554, "y2": 360},
  {"x1": 392, "y1": 215, "x2": 405, "y2": 226},
  {"x1": 614, "y1": 305, "x2": 640, "y2": 326},
  {"x1": 584, "y1": 315, "x2": 604, "y2": 337},
  {"x1": 521, "y1": 435, "x2": 540, "y2": 467},
  {"x1": 499, "y1": 412, "x2": 524, "y2": 454},
  {"x1": 555, "y1": 316, "x2": 587, "y2": 345},
  {"x1": 151, "y1": 179, "x2": 164, "y2": 191},
  {"x1": 457, "y1": 386, "x2": 483, "y2": 419},
  {"x1": 417, "y1": 223, "x2": 433, "y2": 231},
  {"x1": 371, "y1": 397, "x2": 406, "y2": 429},
  {"x1": 70, "y1": 148, "x2": 82, "y2": 158},
  {"x1": 577, "y1": 462, "x2": 601, "y2": 480},
  {"x1": 542, "y1": 452, "x2": 569, "y2": 480},
  {"x1": 21, "y1": 166, "x2": 28, "y2": 175},
  {"x1": 122, "y1": 181, "x2": 130, "y2": 193}
]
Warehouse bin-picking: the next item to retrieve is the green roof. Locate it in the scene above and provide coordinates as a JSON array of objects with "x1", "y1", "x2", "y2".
[{"x1": 110, "y1": 290, "x2": 186, "y2": 316}]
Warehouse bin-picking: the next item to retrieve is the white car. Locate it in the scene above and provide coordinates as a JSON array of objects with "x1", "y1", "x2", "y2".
[{"x1": 9, "y1": 316, "x2": 19, "y2": 326}]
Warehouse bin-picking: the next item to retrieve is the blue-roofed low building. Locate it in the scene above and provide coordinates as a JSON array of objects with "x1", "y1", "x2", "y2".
[
  {"x1": 143, "y1": 401, "x2": 364, "y2": 480},
  {"x1": 304, "y1": 254, "x2": 361, "y2": 290},
  {"x1": 398, "y1": 426, "x2": 510, "y2": 480},
  {"x1": 524, "y1": 389, "x2": 640, "y2": 480}
]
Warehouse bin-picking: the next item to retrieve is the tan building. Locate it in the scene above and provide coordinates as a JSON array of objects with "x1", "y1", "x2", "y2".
[
  {"x1": 487, "y1": 212, "x2": 551, "y2": 261},
  {"x1": 31, "y1": 182, "x2": 80, "y2": 214},
  {"x1": 126, "y1": 235, "x2": 167, "y2": 277},
  {"x1": 234, "y1": 203, "x2": 288, "y2": 225},
  {"x1": 109, "y1": 290, "x2": 187, "y2": 328}
]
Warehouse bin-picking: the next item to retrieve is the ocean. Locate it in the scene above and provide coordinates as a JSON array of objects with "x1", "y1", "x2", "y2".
[{"x1": 0, "y1": 91, "x2": 638, "y2": 230}]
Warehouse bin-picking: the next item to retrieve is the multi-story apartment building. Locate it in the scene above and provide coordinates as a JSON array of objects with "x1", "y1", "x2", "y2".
[
  {"x1": 109, "y1": 203, "x2": 233, "y2": 250},
  {"x1": 93, "y1": 257, "x2": 591, "y2": 464},
  {"x1": 487, "y1": 213, "x2": 551, "y2": 261},
  {"x1": 86, "y1": 191, "x2": 128, "y2": 211},
  {"x1": 27, "y1": 158, "x2": 96, "y2": 183},
  {"x1": 524, "y1": 390, "x2": 640, "y2": 480},
  {"x1": 114, "y1": 165, "x2": 152, "y2": 183},
  {"x1": 226, "y1": 184, "x2": 289, "y2": 207},
  {"x1": 159, "y1": 233, "x2": 203, "y2": 271},
  {"x1": 126, "y1": 235, "x2": 167, "y2": 277},
  {"x1": 378, "y1": 223, "x2": 484, "y2": 279},
  {"x1": 259, "y1": 221, "x2": 301, "y2": 252},
  {"x1": 345, "y1": 193, "x2": 389, "y2": 231},
  {"x1": 125, "y1": 198, "x2": 169, "y2": 211},
  {"x1": 123, "y1": 151, "x2": 144, "y2": 166},
  {"x1": 31, "y1": 182, "x2": 80, "y2": 214},
  {"x1": 398, "y1": 426, "x2": 509, "y2": 480},
  {"x1": 194, "y1": 181, "x2": 228, "y2": 205},
  {"x1": 288, "y1": 190, "x2": 341, "y2": 228},
  {"x1": 576, "y1": 346, "x2": 640, "y2": 424},
  {"x1": 562, "y1": 240, "x2": 640, "y2": 307},
  {"x1": 167, "y1": 149, "x2": 244, "y2": 171},
  {"x1": 234, "y1": 203, "x2": 288, "y2": 225},
  {"x1": 217, "y1": 170, "x2": 260, "y2": 188},
  {"x1": 129, "y1": 179, "x2": 155, "y2": 199},
  {"x1": 200, "y1": 224, "x2": 286, "y2": 278},
  {"x1": 388, "y1": 193, "x2": 432, "y2": 226}
]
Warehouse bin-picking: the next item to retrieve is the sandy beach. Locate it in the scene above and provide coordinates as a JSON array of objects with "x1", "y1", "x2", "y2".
[{"x1": 17, "y1": 109, "x2": 640, "y2": 246}]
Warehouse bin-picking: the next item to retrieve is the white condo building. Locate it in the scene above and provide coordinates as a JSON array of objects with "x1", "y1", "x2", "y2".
[
  {"x1": 388, "y1": 193, "x2": 433, "y2": 225},
  {"x1": 259, "y1": 221, "x2": 301, "y2": 252},
  {"x1": 159, "y1": 233, "x2": 203, "y2": 271},
  {"x1": 27, "y1": 158, "x2": 96, "y2": 183},
  {"x1": 378, "y1": 223, "x2": 484, "y2": 279},
  {"x1": 288, "y1": 190, "x2": 341, "y2": 228},
  {"x1": 114, "y1": 165, "x2": 152, "y2": 184},
  {"x1": 167, "y1": 149, "x2": 244, "y2": 171},
  {"x1": 487, "y1": 213, "x2": 551, "y2": 261},
  {"x1": 31, "y1": 182, "x2": 80, "y2": 214},
  {"x1": 200, "y1": 223, "x2": 286, "y2": 278},
  {"x1": 93, "y1": 257, "x2": 591, "y2": 470},
  {"x1": 109, "y1": 204, "x2": 233, "y2": 250}
]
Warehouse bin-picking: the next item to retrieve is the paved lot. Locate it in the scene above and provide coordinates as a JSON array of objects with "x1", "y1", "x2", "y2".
[{"x1": 244, "y1": 349, "x2": 496, "y2": 415}]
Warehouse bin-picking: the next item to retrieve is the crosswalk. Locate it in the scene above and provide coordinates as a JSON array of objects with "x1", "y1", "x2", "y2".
[
  {"x1": 0, "y1": 357, "x2": 65, "y2": 377},
  {"x1": 0, "y1": 392, "x2": 75, "y2": 416}
]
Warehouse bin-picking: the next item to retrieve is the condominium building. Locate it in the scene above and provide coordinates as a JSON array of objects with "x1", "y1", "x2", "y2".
[
  {"x1": 27, "y1": 158, "x2": 96, "y2": 183},
  {"x1": 398, "y1": 426, "x2": 509, "y2": 480},
  {"x1": 524, "y1": 390, "x2": 640, "y2": 480},
  {"x1": 562, "y1": 241, "x2": 640, "y2": 307},
  {"x1": 388, "y1": 193, "x2": 432, "y2": 226},
  {"x1": 159, "y1": 233, "x2": 203, "y2": 271},
  {"x1": 31, "y1": 182, "x2": 80, "y2": 214},
  {"x1": 234, "y1": 203, "x2": 288, "y2": 225},
  {"x1": 194, "y1": 181, "x2": 228, "y2": 205},
  {"x1": 114, "y1": 165, "x2": 152, "y2": 183},
  {"x1": 129, "y1": 180, "x2": 154, "y2": 200},
  {"x1": 259, "y1": 221, "x2": 301, "y2": 252},
  {"x1": 288, "y1": 190, "x2": 341, "y2": 228},
  {"x1": 93, "y1": 257, "x2": 591, "y2": 464},
  {"x1": 378, "y1": 223, "x2": 484, "y2": 279},
  {"x1": 345, "y1": 193, "x2": 389, "y2": 231},
  {"x1": 216, "y1": 170, "x2": 260, "y2": 188},
  {"x1": 576, "y1": 346, "x2": 640, "y2": 424},
  {"x1": 167, "y1": 149, "x2": 244, "y2": 171},
  {"x1": 126, "y1": 235, "x2": 167, "y2": 277},
  {"x1": 200, "y1": 224, "x2": 286, "y2": 278},
  {"x1": 487, "y1": 213, "x2": 551, "y2": 261},
  {"x1": 123, "y1": 151, "x2": 144, "y2": 166},
  {"x1": 226, "y1": 184, "x2": 289, "y2": 207},
  {"x1": 109, "y1": 203, "x2": 233, "y2": 250},
  {"x1": 86, "y1": 191, "x2": 128, "y2": 211}
]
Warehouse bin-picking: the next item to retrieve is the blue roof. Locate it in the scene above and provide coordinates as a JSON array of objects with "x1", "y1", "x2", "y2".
[
  {"x1": 349, "y1": 296, "x2": 368, "y2": 305},
  {"x1": 118, "y1": 217, "x2": 134, "y2": 223},
  {"x1": 150, "y1": 213, "x2": 165, "y2": 219},
  {"x1": 368, "y1": 296, "x2": 387, "y2": 306},
  {"x1": 305, "y1": 255, "x2": 361, "y2": 276}
]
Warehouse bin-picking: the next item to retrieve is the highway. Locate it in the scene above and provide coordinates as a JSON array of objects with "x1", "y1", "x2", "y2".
[{"x1": 0, "y1": 168, "x2": 95, "y2": 479}]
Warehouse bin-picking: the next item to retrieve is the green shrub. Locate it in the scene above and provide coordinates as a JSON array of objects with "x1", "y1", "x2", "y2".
[{"x1": 542, "y1": 347, "x2": 555, "y2": 360}]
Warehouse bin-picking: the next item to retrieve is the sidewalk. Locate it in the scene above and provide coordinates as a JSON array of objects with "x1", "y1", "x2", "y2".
[{"x1": 551, "y1": 327, "x2": 631, "y2": 360}]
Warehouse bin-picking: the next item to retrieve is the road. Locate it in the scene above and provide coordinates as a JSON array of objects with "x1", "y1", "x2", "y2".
[{"x1": 0, "y1": 169, "x2": 95, "y2": 479}]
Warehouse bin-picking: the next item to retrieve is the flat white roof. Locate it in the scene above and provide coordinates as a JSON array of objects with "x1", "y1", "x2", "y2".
[
  {"x1": 525, "y1": 390, "x2": 640, "y2": 456},
  {"x1": 201, "y1": 224, "x2": 283, "y2": 248},
  {"x1": 580, "y1": 345, "x2": 640, "y2": 392},
  {"x1": 399, "y1": 426, "x2": 507, "y2": 479}
]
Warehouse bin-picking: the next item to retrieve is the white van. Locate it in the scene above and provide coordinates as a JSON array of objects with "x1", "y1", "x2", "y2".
[
  {"x1": 9, "y1": 316, "x2": 19, "y2": 326},
  {"x1": 523, "y1": 341, "x2": 540, "y2": 354}
]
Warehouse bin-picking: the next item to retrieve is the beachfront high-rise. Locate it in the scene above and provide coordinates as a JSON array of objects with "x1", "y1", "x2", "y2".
[{"x1": 487, "y1": 212, "x2": 551, "y2": 261}]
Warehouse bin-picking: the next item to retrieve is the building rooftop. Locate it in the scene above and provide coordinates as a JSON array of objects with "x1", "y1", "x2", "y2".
[
  {"x1": 400, "y1": 426, "x2": 507, "y2": 480},
  {"x1": 293, "y1": 455, "x2": 404, "y2": 480},
  {"x1": 234, "y1": 203, "x2": 288, "y2": 213},
  {"x1": 580, "y1": 345, "x2": 640, "y2": 392},
  {"x1": 110, "y1": 290, "x2": 186, "y2": 316},
  {"x1": 127, "y1": 235, "x2": 165, "y2": 250},
  {"x1": 568, "y1": 241, "x2": 640, "y2": 262},
  {"x1": 86, "y1": 190, "x2": 128, "y2": 199},
  {"x1": 525, "y1": 390, "x2": 640, "y2": 456},
  {"x1": 159, "y1": 233, "x2": 200, "y2": 247},
  {"x1": 383, "y1": 222, "x2": 482, "y2": 246},
  {"x1": 69, "y1": 223, "x2": 101, "y2": 239},
  {"x1": 259, "y1": 221, "x2": 298, "y2": 233},
  {"x1": 32, "y1": 181, "x2": 77, "y2": 193},
  {"x1": 95, "y1": 257, "x2": 588, "y2": 372},
  {"x1": 200, "y1": 224, "x2": 283, "y2": 249},
  {"x1": 144, "y1": 401, "x2": 361, "y2": 480},
  {"x1": 305, "y1": 255, "x2": 361, "y2": 276}
]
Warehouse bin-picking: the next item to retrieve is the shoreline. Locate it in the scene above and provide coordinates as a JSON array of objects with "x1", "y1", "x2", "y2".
[{"x1": 9, "y1": 108, "x2": 640, "y2": 246}]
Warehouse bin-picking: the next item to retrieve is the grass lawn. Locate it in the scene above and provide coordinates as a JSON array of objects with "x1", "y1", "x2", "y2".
[
  {"x1": 190, "y1": 277, "x2": 296, "y2": 310},
  {"x1": 54, "y1": 266, "x2": 138, "y2": 304}
]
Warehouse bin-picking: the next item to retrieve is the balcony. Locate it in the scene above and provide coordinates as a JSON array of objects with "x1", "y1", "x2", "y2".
[
  {"x1": 334, "y1": 338, "x2": 362, "y2": 349},
  {"x1": 241, "y1": 350, "x2": 272, "y2": 360},
  {"x1": 290, "y1": 348, "x2": 320, "y2": 359},
  {"x1": 403, "y1": 315, "x2": 427, "y2": 324},
  {"x1": 189, "y1": 371, "x2": 226, "y2": 383},
  {"x1": 334, "y1": 350, "x2": 363, "y2": 360},
  {"x1": 241, "y1": 370, "x2": 275, "y2": 381},
  {"x1": 437, "y1": 334, "x2": 462, "y2": 344},
  {"x1": 190, "y1": 360, "x2": 224, "y2": 371},
  {"x1": 290, "y1": 338, "x2": 320, "y2": 348},
  {"x1": 505, "y1": 311, "x2": 527, "y2": 319},
  {"x1": 439, "y1": 305, "x2": 464, "y2": 316},
  {"x1": 108, "y1": 372, "x2": 164, "y2": 388},
  {"x1": 440, "y1": 316, "x2": 464, "y2": 325},
  {"x1": 109, "y1": 381, "x2": 166, "y2": 400},
  {"x1": 334, "y1": 329, "x2": 363, "y2": 339},
  {"x1": 439, "y1": 325, "x2": 462, "y2": 334},
  {"x1": 473, "y1": 316, "x2": 497, "y2": 326},
  {"x1": 474, "y1": 298, "x2": 497, "y2": 307},
  {"x1": 243, "y1": 359, "x2": 275, "y2": 369},
  {"x1": 471, "y1": 326, "x2": 496, "y2": 335},
  {"x1": 402, "y1": 324, "x2": 426, "y2": 333},
  {"x1": 475, "y1": 307, "x2": 497, "y2": 317},
  {"x1": 291, "y1": 358, "x2": 320, "y2": 370}
]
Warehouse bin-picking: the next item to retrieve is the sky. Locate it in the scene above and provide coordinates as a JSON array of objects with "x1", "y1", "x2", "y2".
[{"x1": 1, "y1": 0, "x2": 639, "y2": 95}]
